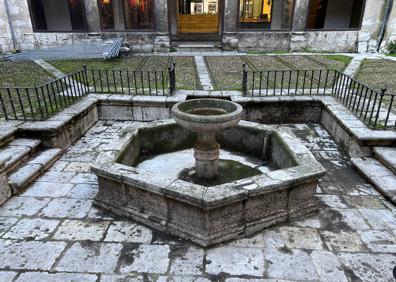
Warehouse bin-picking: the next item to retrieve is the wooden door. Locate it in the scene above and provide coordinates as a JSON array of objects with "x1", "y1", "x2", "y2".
[{"x1": 177, "y1": 0, "x2": 220, "y2": 33}]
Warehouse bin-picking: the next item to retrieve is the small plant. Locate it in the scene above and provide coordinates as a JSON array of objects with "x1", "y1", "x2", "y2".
[{"x1": 387, "y1": 41, "x2": 396, "y2": 54}]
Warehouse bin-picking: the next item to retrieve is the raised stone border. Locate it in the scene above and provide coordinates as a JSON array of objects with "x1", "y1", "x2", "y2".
[{"x1": 92, "y1": 120, "x2": 325, "y2": 246}]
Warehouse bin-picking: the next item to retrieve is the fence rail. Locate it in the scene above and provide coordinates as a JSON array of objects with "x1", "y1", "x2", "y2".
[
  {"x1": 87, "y1": 63, "x2": 176, "y2": 96},
  {"x1": 0, "y1": 70, "x2": 89, "y2": 121},
  {"x1": 0, "y1": 64, "x2": 176, "y2": 121},
  {"x1": 242, "y1": 66, "x2": 396, "y2": 129}
]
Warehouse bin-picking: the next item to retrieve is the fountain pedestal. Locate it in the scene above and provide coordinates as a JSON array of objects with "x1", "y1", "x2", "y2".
[
  {"x1": 172, "y1": 98, "x2": 243, "y2": 180},
  {"x1": 194, "y1": 131, "x2": 220, "y2": 179}
]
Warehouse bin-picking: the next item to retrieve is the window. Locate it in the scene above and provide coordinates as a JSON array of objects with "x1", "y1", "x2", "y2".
[
  {"x1": 98, "y1": 0, "x2": 154, "y2": 30},
  {"x1": 29, "y1": 0, "x2": 87, "y2": 32},
  {"x1": 306, "y1": 0, "x2": 365, "y2": 30},
  {"x1": 239, "y1": 0, "x2": 294, "y2": 30}
]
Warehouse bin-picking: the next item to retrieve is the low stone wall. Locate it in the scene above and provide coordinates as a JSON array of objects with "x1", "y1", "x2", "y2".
[{"x1": 17, "y1": 98, "x2": 99, "y2": 149}]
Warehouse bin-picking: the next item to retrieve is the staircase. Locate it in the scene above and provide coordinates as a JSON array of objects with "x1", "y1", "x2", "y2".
[
  {"x1": 171, "y1": 41, "x2": 221, "y2": 52},
  {"x1": 352, "y1": 147, "x2": 396, "y2": 203},
  {"x1": 0, "y1": 132, "x2": 62, "y2": 195}
]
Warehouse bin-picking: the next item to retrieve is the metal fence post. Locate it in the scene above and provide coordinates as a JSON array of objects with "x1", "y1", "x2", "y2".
[
  {"x1": 242, "y1": 64, "x2": 247, "y2": 96},
  {"x1": 83, "y1": 65, "x2": 90, "y2": 94},
  {"x1": 374, "y1": 87, "x2": 386, "y2": 127},
  {"x1": 168, "y1": 63, "x2": 176, "y2": 95}
]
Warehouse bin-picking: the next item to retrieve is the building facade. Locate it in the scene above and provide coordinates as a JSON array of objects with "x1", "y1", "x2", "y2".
[{"x1": 0, "y1": 0, "x2": 395, "y2": 54}]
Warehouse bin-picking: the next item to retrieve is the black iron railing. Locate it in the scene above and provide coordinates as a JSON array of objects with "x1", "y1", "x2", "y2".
[
  {"x1": 87, "y1": 63, "x2": 176, "y2": 96},
  {"x1": 333, "y1": 71, "x2": 395, "y2": 129},
  {"x1": 242, "y1": 66, "x2": 396, "y2": 129},
  {"x1": 0, "y1": 64, "x2": 177, "y2": 121},
  {"x1": 0, "y1": 70, "x2": 89, "y2": 121}
]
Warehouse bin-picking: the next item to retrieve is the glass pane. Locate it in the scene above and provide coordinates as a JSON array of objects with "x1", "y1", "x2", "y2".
[
  {"x1": 29, "y1": 0, "x2": 48, "y2": 31},
  {"x1": 179, "y1": 0, "x2": 219, "y2": 15},
  {"x1": 68, "y1": 0, "x2": 86, "y2": 30},
  {"x1": 98, "y1": 0, "x2": 115, "y2": 29},
  {"x1": 124, "y1": 0, "x2": 154, "y2": 29},
  {"x1": 307, "y1": 0, "x2": 364, "y2": 29},
  {"x1": 239, "y1": 0, "x2": 294, "y2": 30}
]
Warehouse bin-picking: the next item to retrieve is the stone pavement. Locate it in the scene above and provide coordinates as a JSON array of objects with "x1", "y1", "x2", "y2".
[{"x1": 0, "y1": 121, "x2": 395, "y2": 281}]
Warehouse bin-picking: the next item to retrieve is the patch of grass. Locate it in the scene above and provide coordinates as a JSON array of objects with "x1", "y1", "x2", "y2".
[
  {"x1": 0, "y1": 61, "x2": 54, "y2": 87},
  {"x1": 325, "y1": 55, "x2": 352, "y2": 67},
  {"x1": 247, "y1": 50, "x2": 289, "y2": 55}
]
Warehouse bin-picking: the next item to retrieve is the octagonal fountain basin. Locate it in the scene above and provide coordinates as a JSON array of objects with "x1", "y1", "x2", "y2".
[{"x1": 91, "y1": 120, "x2": 326, "y2": 247}]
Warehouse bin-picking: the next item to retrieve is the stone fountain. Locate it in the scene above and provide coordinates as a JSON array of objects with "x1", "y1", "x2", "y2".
[
  {"x1": 92, "y1": 98, "x2": 326, "y2": 246},
  {"x1": 172, "y1": 99, "x2": 243, "y2": 179}
]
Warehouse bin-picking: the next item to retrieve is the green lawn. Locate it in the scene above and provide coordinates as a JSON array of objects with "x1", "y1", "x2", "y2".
[
  {"x1": 205, "y1": 55, "x2": 350, "y2": 91},
  {"x1": 49, "y1": 56, "x2": 200, "y2": 91},
  {"x1": 0, "y1": 61, "x2": 54, "y2": 87}
]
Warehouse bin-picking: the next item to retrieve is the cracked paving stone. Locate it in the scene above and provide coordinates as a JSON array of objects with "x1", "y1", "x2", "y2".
[
  {"x1": 262, "y1": 229, "x2": 285, "y2": 248},
  {"x1": 2, "y1": 218, "x2": 59, "y2": 240},
  {"x1": 119, "y1": 244, "x2": 170, "y2": 274},
  {"x1": 321, "y1": 230, "x2": 366, "y2": 252},
  {"x1": 0, "y1": 217, "x2": 18, "y2": 236},
  {"x1": 15, "y1": 272, "x2": 98, "y2": 282},
  {"x1": 37, "y1": 171, "x2": 76, "y2": 183},
  {"x1": 157, "y1": 276, "x2": 211, "y2": 282},
  {"x1": 359, "y1": 209, "x2": 396, "y2": 229},
  {"x1": 342, "y1": 195, "x2": 386, "y2": 209},
  {"x1": 21, "y1": 182, "x2": 74, "y2": 197},
  {"x1": 56, "y1": 242, "x2": 123, "y2": 273},
  {"x1": 338, "y1": 253, "x2": 396, "y2": 282},
  {"x1": 0, "y1": 240, "x2": 66, "y2": 271},
  {"x1": 334, "y1": 209, "x2": 370, "y2": 230},
  {"x1": 317, "y1": 195, "x2": 348, "y2": 209},
  {"x1": 357, "y1": 230, "x2": 396, "y2": 253},
  {"x1": 63, "y1": 162, "x2": 93, "y2": 172},
  {"x1": 52, "y1": 219, "x2": 110, "y2": 241},
  {"x1": 40, "y1": 198, "x2": 92, "y2": 218},
  {"x1": 264, "y1": 248, "x2": 318, "y2": 280},
  {"x1": 70, "y1": 173, "x2": 98, "y2": 184},
  {"x1": 311, "y1": 250, "x2": 348, "y2": 282},
  {"x1": 0, "y1": 271, "x2": 18, "y2": 281},
  {"x1": 0, "y1": 197, "x2": 50, "y2": 217},
  {"x1": 104, "y1": 221, "x2": 153, "y2": 243},
  {"x1": 169, "y1": 246, "x2": 204, "y2": 275},
  {"x1": 205, "y1": 246, "x2": 264, "y2": 276},
  {"x1": 279, "y1": 227, "x2": 323, "y2": 250},
  {"x1": 224, "y1": 233, "x2": 266, "y2": 248},
  {"x1": 100, "y1": 274, "x2": 146, "y2": 282},
  {"x1": 66, "y1": 183, "x2": 98, "y2": 199}
]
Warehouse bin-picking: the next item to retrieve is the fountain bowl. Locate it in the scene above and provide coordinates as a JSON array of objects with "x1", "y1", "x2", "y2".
[{"x1": 172, "y1": 98, "x2": 243, "y2": 133}]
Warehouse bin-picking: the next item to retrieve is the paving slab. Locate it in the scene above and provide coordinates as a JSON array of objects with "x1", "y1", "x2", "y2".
[
  {"x1": 56, "y1": 242, "x2": 123, "y2": 273},
  {"x1": 119, "y1": 244, "x2": 170, "y2": 274},
  {"x1": 2, "y1": 218, "x2": 59, "y2": 240},
  {"x1": 52, "y1": 219, "x2": 110, "y2": 241},
  {"x1": 205, "y1": 246, "x2": 265, "y2": 276},
  {"x1": 0, "y1": 240, "x2": 66, "y2": 271}
]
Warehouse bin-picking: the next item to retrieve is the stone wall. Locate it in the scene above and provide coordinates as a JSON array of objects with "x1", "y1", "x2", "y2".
[{"x1": 0, "y1": 0, "x2": 395, "y2": 53}]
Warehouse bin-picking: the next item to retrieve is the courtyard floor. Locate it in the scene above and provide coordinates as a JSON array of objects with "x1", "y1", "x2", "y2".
[{"x1": 0, "y1": 121, "x2": 395, "y2": 282}]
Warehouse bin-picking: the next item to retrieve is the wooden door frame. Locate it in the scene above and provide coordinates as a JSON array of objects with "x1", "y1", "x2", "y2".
[{"x1": 171, "y1": 0, "x2": 224, "y2": 39}]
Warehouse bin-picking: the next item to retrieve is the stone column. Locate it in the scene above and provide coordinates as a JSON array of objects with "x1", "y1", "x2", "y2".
[
  {"x1": 194, "y1": 131, "x2": 220, "y2": 179},
  {"x1": 359, "y1": 0, "x2": 386, "y2": 52},
  {"x1": 7, "y1": 0, "x2": 35, "y2": 50},
  {"x1": 0, "y1": 0, "x2": 13, "y2": 52},
  {"x1": 271, "y1": 0, "x2": 283, "y2": 30},
  {"x1": 84, "y1": 0, "x2": 101, "y2": 33},
  {"x1": 222, "y1": 0, "x2": 239, "y2": 50},
  {"x1": 292, "y1": 0, "x2": 310, "y2": 31},
  {"x1": 0, "y1": 157, "x2": 11, "y2": 205},
  {"x1": 154, "y1": 0, "x2": 170, "y2": 52}
]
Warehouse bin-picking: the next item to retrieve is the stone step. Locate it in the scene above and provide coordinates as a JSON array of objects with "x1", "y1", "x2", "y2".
[
  {"x1": 351, "y1": 157, "x2": 396, "y2": 204},
  {"x1": 373, "y1": 147, "x2": 396, "y2": 175},
  {"x1": 0, "y1": 138, "x2": 41, "y2": 174},
  {"x1": 173, "y1": 41, "x2": 221, "y2": 52},
  {"x1": 0, "y1": 127, "x2": 17, "y2": 148},
  {"x1": 8, "y1": 148, "x2": 62, "y2": 194}
]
